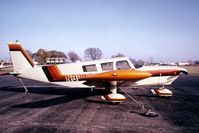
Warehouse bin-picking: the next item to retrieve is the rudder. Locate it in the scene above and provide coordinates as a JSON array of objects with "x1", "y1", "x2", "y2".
[{"x1": 8, "y1": 41, "x2": 34, "y2": 71}]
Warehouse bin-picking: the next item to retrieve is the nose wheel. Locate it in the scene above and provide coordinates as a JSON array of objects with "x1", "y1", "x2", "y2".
[{"x1": 151, "y1": 86, "x2": 173, "y2": 97}]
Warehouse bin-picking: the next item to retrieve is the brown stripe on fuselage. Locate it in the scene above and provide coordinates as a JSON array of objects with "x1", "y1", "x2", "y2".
[
  {"x1": 147, "y1": 69, "x2": 180, "y2": 76},
  {"x1": 42, "y1": 65, "x2": 94, "y2": 82},
  {"x1": 42, "y1": 66, "x2": 55, "y2": 82},
  {"x1": 8, "y1": 44, "x2": 34, "y2": 67}
]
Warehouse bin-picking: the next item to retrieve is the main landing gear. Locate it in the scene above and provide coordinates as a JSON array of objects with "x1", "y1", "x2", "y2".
[
  {"x1": 101, "y1": 81, "x2": 126, "y2": 104},
  {"x1": 101, "y1": 81, "x2": 158, "y2": 117}
]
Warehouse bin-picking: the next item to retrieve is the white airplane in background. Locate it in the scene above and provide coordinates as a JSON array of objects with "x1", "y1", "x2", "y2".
[
  {"x1": 1, "y1": 41, "x2": 188, "y2": 104},
  {"x1": 0, "y1": 61, "x2": 12, "y2": 69}
]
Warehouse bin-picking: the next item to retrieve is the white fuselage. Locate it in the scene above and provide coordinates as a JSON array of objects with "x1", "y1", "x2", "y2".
[{"x1": 17, "y1": 57, "x2": 182, "y2": 88}]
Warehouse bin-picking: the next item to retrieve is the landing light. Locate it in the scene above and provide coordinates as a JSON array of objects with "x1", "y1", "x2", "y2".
[{"x1": 112, "y1": 73, "x2": 117, "y2": 76}]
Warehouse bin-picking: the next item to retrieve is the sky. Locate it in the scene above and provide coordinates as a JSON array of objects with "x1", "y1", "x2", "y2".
[{"x1": 0, "y1": 0, "x2": 199, "y2": 62}]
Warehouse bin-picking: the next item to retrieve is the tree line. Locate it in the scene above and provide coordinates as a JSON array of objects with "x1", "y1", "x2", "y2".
[
  {"x1": 27, "y1": 47, "x2": 145, "y2": 67},
  {"x1": 27, "y1": 47, "x2": 103, "y2": 64},
  {"x1": 27, "y1": 47, "x2": 198, "y2": 67}
]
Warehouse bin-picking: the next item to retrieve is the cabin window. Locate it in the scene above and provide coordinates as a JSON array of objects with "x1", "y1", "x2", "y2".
[
  {"x1": 116, "y1": 60, "x2": 131, "y2": 70},
  {"x1": 82, "y1": 64, "x2": 97, "y2": 72},
  {"x1": 101, "y1": 62, "x2": 113, "y2": 71}
]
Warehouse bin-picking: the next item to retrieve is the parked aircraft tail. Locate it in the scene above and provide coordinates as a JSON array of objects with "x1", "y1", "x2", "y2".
[{"x1": 8, "y1": 41, "x2": 34, "y2": 71}]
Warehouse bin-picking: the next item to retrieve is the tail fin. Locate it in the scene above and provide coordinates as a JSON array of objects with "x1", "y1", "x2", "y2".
[{"x1": 8, "y1": 41, "x2": 34, "y2": 71}]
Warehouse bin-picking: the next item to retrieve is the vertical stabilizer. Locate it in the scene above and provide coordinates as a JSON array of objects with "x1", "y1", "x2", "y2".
[{"x1": 8, "y1": 41, "x2": 34, "y2": 71}]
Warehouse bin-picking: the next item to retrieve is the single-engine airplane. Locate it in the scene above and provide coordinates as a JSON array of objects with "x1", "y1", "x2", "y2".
[{"x1": 1, "y1": 41, "x2": 188, "y2": 103}]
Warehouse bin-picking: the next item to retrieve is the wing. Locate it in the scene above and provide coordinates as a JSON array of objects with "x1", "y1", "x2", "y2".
[
  {"x1": 81, "y1": 68, "x2": 188, "y2": 87},
  {"x1": 81, "y1": 70, "x2": 152, "y2": 87}
]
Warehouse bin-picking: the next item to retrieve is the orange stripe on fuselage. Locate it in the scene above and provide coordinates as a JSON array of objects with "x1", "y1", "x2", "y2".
[
  {"x1": 44, "y1": 66, "x2": 179, "y2": 82},
  {"x1": 43, "y1": 65, "x2": 95, "y2": 82},
  {"x1": 47, "y1": 65, "x2": 65, "y2": 81},
  {"x1": 44, "y1": 67, "x2": 153, "y2": 82},
  {"x1": 8, "y1": 44, "x2": 34, "y2": 67}
]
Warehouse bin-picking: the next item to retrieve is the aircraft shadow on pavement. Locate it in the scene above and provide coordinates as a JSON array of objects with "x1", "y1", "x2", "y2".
[
  {"x1": 0, "y1": 86, "x2": 109, "y2": 108},
  {"x1": 0, "y1": 86, "x2": 169, "y2": 109},
  {"x1": 133, "y1": 94, "x2": 171, "y2": 99}
]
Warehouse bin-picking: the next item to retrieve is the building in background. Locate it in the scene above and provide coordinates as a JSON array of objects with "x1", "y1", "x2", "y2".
[{"x1": 46, "y1": 57, "x2": 66, "y2": 64}]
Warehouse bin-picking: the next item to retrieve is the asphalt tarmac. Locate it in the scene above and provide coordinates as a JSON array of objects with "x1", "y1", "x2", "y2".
[{"x1": 0, "y1": 75, "x2": 198, "y2": 133}]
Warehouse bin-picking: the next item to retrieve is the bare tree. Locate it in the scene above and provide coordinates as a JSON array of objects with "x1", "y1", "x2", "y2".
[
  {"x1": 148, "y1": 57, "x2": 154, "y2": 64},
  {"x1": 68, "y1": 51, "x2": 81, "y2": 62},
  {"x1": 194, "y1": 60, "x2": 199, "y2": 65},
  {"x1": 187, "y1": 59, "x2": 193, "y2": 65},
  {"x1": 84, "y1": 48, "x2": 103, "y2": 60},
  {"x1": 111, "y1": 53, "x2": 125, "y2": 58}
]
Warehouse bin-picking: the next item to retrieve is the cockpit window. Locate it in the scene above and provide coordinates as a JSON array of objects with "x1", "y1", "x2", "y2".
[
  {"x1": 116, "y1": 60, "x2": 131, "y2": 70},
  {"x1": 82, "y1": 64, "x2": 97, "y2": 72},
  {"x1": 101, "y1": 62, "x2": 113, "y2": 71}
]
